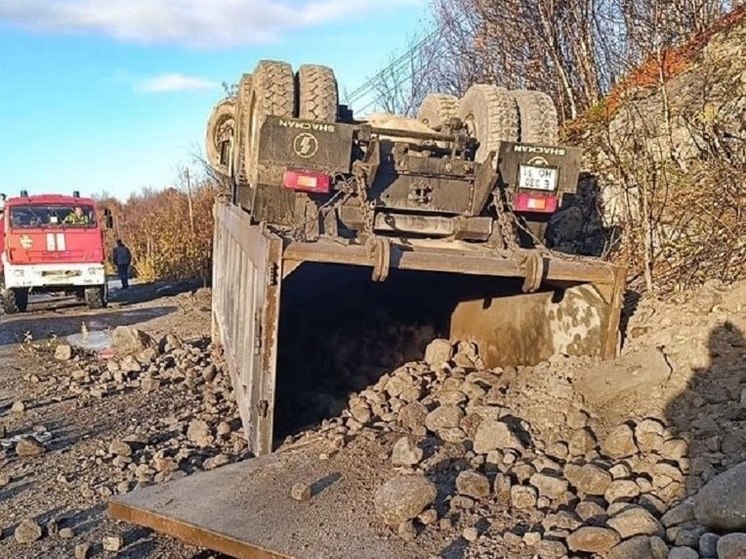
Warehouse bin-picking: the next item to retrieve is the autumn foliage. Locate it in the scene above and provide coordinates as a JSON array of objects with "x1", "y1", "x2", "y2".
[
  {"x1": 567, "y1": 4, "x2": 746, "y2": 137},
  {"x1": 96, "y1": 175, "x2": 223, "y2": 284}
]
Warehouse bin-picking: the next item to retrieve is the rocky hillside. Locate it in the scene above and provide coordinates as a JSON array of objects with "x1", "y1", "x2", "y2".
[{"x1": 554, "y1": 8, "x2": 745, "y2": 293}]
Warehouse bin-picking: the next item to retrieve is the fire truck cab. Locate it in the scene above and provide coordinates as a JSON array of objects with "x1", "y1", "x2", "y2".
[{"x1": 0, "y1": 190, "x2": 112, "y2": 313}]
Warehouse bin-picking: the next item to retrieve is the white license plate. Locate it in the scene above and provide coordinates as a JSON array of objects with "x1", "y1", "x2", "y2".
[{"x1": 518, "y1": 165, "x2": 558, "y2": 191}]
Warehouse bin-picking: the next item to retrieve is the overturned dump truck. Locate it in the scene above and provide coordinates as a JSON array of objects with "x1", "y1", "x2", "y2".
[{"x1": 110, "y1": 61, "x2": 626, "y2": 558}]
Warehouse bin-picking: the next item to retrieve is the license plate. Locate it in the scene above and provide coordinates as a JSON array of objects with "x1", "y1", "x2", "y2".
[{"x1": 518, "y1": 165, "x2": 558, "y2": 191}]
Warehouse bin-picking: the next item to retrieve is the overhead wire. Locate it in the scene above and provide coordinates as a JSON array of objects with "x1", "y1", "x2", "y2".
[
  {"x1": 345, "y1": 26, "x2": 444, "y2": 106},
  {"x1": 346, "y1": 11, "x2": 468, "y2": 115}
]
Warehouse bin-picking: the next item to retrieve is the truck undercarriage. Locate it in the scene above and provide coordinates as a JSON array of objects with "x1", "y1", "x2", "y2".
[{"x1": 110, "y1": 60, "x2": 627, "y2": 558}]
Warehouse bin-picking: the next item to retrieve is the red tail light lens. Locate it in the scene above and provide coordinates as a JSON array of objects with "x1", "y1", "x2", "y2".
[
  {"x1": 513, "y1": 193, "x2": 558, "y2": 214},
  {"x1": 282, "y1": 170, "x2": 331, "y2": 194}
]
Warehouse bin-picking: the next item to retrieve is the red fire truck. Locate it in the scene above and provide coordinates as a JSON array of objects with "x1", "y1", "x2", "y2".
[{"x1": 0, "y1": 190, "x2": 112, "y2": 313}]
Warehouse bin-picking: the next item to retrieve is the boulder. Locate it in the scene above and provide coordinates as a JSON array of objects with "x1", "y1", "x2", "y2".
[
  {"x1": 398, "y1": 402, "x2": 428, "y2": 432},
  {"x1": 668, "y1": 546, "x2": 698, "y2": 559},
  {"x1": 493, "y1": 473, "x2": 512, "y2": 504},
  {"x1": 424, "y1": 339, "x2": 453, "y2": 367},
  {"x1": 635, "y1": 419, "x2": 666, "y2": 452},
  {"x1": 694, "y1": 461, "x2": 746, "y2": 531},
  {"x1": 102, "y1": 535, "x2": 124, "y2": 551},
  {"x1": 566, "y1": 526, "x2": 620, "y2": 554},
  {"x1": 112, "y1": 326, "x2": 153, "y2": 355},
  {"x1": 54, "y1": 344, "x2": 73, "y2": 361},
  {"x1": 391, "y1": 437, "x2": 424, "y2": 466},
  {"x1": 564, "y1": 463, "x2": 612, "y2": 495},
  {"x1": 576, "y1": 500, "x2": 608, "y2": 523},
  {"x1": 662, "y1": 500, "x2": 696, "y2": 528},
  {"x1": 607, "y1": 506, "x2": 664, "y2": 538},
  {"x1": 290, "y1": 483, "x2": 311, "y2": 501},
  {"x1": 15, "y1": 437, "x2": 45, "y2": 457},
  {"x1": 569, "y1": 428, "x2": 598, "y2": 456},
  {"x1": 607, "y1": 535, "x2": 658, "y2": 559},
  {"x1": 602, "y1": 424, "x2": 638, "y2": 459},
  {"x1": 456, "y1": 470, "x2": 491, "y2": 499},
  {"x1": 14, "y1": 518, "x2": 42, "y2": 543},
  {"x1": 605, "y1": 479, "x2": 641, "y2": 503},
  {"x1": 716, "y1": 533, "x2": 746, "y2": 559},
  {"x1": 529, "y1": 473, "x2": 569, "y2": 499},
  {"x1": 186, "y1": 419, "x2": 213, "y2": 447},
  {"x1": 538, "y1": 539, "x2": 568, "y2": 558},
  {"x1": 374, "y1": 475, "x2": 437, "y2": 525},
  {"x1": 424, "y1": 405, "x2": 464, "y2": 433},
  {"x1": 511, "y1": 485, "x2": 538, "y2": 509},
  {"x1": 472, "y1": 419, "x2": 523, "y2": 454},
  {"x1": 698, "y1": 532, "x2": 718, "y2": 558}
]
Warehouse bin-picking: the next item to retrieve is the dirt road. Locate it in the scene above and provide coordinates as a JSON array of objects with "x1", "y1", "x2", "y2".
[{"x1": 0, "y1": 281, "x2": 233, "y2": 559}]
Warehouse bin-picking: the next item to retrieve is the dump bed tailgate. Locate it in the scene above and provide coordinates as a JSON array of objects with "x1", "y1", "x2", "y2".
[{"x1": 109, "y1": 437, "x2": 454, "y2": 559}]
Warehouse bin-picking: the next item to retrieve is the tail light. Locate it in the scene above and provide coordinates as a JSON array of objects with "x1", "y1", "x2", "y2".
[
  {"x1": 282, "y1": 170, "x2": 331, "y2": 194},
  {"x1": 513, "y1": 193, "x2": 558, "y2": 214}
]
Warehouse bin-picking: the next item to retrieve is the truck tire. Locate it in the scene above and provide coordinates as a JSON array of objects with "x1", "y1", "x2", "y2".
[
  {"x1": 232, "y1": 73, "x2": 253, "y2": 187},
  {"x1": 85, "y1": 285, "x2": 107, "y2": 309},
  {"x1": 417, "y1": 93, "x2": 458, "y2": 130},
  {"x1": 205, "y1": 98, "x2": 236, "y2": 175},
  {"x1": 245, "y1": 60, "x2": 296, "y2": 185},
  {"x1": 510, "y1": 90, "x2": 559, "y2": 145},
  {"x1": 297, "y1": 64, "x2": 338, "y2": 121},
  {"x1": 1, "y1": 287, "x2": 28, "y2": 314},
  {"x1": 457, "y1": 84, "x2": 519, "y2": 164}
]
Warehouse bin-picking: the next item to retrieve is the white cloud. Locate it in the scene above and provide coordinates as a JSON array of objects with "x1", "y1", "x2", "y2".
[
  {"x1": 0, "y1": 0, "x2": 424, "y2": 48},
  {"x1": 136, "y1": 73, "x2": 218, "y2": 93}
]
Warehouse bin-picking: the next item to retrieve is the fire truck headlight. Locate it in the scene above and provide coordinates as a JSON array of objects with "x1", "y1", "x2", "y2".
[{"x1": 12, "y1": 270, "x2": 24, "y2": 277}]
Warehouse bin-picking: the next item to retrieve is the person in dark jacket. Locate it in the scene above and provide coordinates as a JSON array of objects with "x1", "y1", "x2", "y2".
[{"x1": 112, "y1": 239, "x2": 132, "y2": 289}]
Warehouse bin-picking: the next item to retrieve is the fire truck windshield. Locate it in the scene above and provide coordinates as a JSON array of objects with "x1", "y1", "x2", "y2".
[{"x1": 9, "y1": 205, "x2": 96, "y2": 229}]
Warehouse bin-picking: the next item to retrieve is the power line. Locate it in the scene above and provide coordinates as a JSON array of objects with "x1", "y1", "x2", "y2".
[
  {"x1": 345, "y1": 26, "x2": 443, "y2": 106},
  {"x1": 346, "y1": 12, "x2": 468, "y2": 112}
]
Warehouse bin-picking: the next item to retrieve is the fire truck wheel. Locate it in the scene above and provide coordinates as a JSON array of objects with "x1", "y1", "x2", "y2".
[
  {"x1": 205, "y1": 98, "x2": 236, "y2": 176},
  {"x1": 510, "y1": 90, "x2": 559, "y2": 145},
  {"x1": 297, "y1": 64, "x2": 338, "y2": 122},
  {"x1": 245, "y1": 60, "x2": 295, "y2": 186},
  {"x1": 417, "y1": 93, "x2": 458, "y2": 131},
  {"x1": 233, "y1": 73, "x2": 253, "y2": 187},
  {"x1": 1, "y1": 287, "x2": 28, "y2": 314},
  {"x1": 457, "y1": 84, "x2": 519, "y2": 164},
  {"x1": 85, "y1": 286, "x2": 107, "y2": 309}
]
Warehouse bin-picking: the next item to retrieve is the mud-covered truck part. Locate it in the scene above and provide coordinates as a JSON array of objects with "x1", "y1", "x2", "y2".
[
  {"x1": 207, "y1": 80, "x2": 578, "y2": 248},
  {"x1": 200, "y1": 60, "x2": 626, "y2": 456}
]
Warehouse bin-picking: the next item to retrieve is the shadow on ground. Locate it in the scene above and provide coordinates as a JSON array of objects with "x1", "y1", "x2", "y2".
[
  {"x1": 664, "y1": 321, "x2": 746, "y2": 498},
  {"x1": 111, "y1": 278, "x2": 206, "y2": 307}
]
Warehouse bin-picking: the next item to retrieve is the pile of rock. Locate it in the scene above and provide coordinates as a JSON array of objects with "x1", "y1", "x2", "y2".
[
  {"x1": 311, "y1": 339, "x2": 746, "y2": 559},
  {"x1": 48, "y1": 329, "x2": 246, "y2": 490}
]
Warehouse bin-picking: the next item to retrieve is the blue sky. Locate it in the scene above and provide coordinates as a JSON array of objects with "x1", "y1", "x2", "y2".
[{"x1": 0, "y1": 0, "x2": 430, "y2": 200}]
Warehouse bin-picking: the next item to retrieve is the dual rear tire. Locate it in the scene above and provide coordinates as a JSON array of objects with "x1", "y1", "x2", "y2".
[
  {"x1": 233, "y1": 61, "x2": 339, "y2": 214},
  {"x1": 207, "y1": 61, "x2": 341, "y2": 181},
  {"x1": 417, "y1": 85, "x2": 560, "y2": 245}
]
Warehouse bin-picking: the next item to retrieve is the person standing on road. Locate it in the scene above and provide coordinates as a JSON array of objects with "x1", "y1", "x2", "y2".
[{"x1": 112, "y1": 239, "x2": 132, "y2": 289}]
